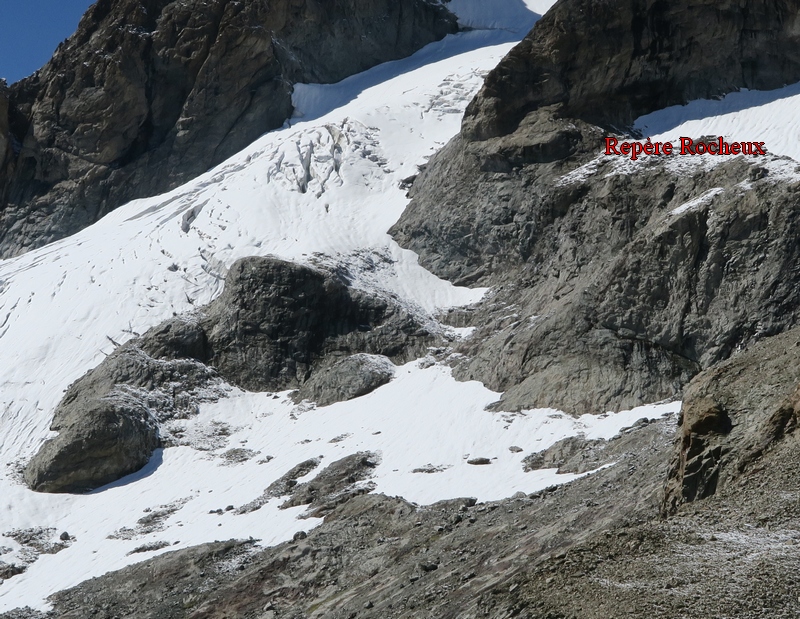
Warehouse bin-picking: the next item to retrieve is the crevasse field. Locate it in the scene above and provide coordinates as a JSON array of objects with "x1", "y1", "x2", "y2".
[{"x1": 2, "y1": 0, "x2": 799, "y2": 611}]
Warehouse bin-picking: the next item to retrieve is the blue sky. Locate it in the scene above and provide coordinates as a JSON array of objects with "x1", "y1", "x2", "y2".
[{"x1": 0, "y1": 0, "x2": 96, "y2": 84}]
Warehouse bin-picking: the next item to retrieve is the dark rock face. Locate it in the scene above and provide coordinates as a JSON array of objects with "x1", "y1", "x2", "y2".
[
  {"x1": 24, "y1": 257, "x2": 431, "y2": 493},
  {"x1": 663, "y1": 326, "x2": 800, "y2": 514},
  {"x1": 197, "y1": 257, "x2": 430, "y2": 391},
  {"x1": 0, "y1": 80, "x2": 9, "y2": 172},
  {"x1": 293, "y1": 353, "x2": 395, "y2": 406},
  {"x1": 462, "y1": 0, "x2": 800, "y2": 140},
  {"x1": 0, "y1": 0, "x2": 457, "y2": 258},
  {"x1": 392, "y1": 0, "x2": 800, "y2": 414},
  {"x1": 399, "y1": 149, "x2": 800, "y2": 414}
]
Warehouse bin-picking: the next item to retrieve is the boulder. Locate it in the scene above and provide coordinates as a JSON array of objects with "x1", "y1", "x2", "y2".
[
  {"x1": 662, "y1": 326, "x2": 800, "y2": 514},
  {"x1": 23, "y1": 346, "x2": 218, "y2": 493},
  {"x1": 293, "y1": 354, "x2": 396, "y2": 406}
]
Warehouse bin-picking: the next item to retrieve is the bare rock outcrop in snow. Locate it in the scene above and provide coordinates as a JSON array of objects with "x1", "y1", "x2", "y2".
[
  {"x1": 24, "y1": 257, "x2": 432, "y2": 493},
  {"x1": 292, "y1": 353, "x2": 396, "y2": 407},
  {"x1": 392, "y1": 0, "x2": 800, "y2": 414}
]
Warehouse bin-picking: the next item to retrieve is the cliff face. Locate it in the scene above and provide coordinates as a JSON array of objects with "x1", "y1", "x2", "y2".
[
  {"x1": 0, "y1": 0, "x2": 456, "y2": 258},
  {"x1": 462, "y1": 0, "x2": 800, "y2": 140},
  {"x1": 391, "y1": 0, "x2": 800, "y2": 415}
]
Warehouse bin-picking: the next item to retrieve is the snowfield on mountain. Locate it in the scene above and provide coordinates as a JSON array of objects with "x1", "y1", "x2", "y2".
[{"x1": 2, "y1": 0, "x2": 800, "y2": 614}]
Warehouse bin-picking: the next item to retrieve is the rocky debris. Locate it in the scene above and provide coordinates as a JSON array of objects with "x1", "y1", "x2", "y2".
[
  {"x1": 219, "y1": 448, "x2": 258, "y2": 465},
  {"x1": 292, "y1": 353, "x2": 396, "y2": 406},
  {"x1": 24, "y1": 256, "x2": 432, "y2": 493},
  {"x1": 109, "y1": 498, "x2": 193, "y2": 540},
  {"x1": 0, "y1": 528, "x2": 71, "y2": 587},
  {"x1": 235, "y1": 458, "x2": 321, "y2": 515},
  {"x1": 127, "y1": 541, "x2": 173, "y2": 556},
  {"x1": 15, "y1": 416, "x2": 755, "y2": 619},
  {"x1": 466, "y1": 457, "x2": 492, "y2": 465},
  {"x1": 663, "y1": 326, "x2": 800, "y2": 514},
  {"x1": 411, "y1": 464, "x2": 452, "y2": 474},
  {"x1": 0, "y1": 0, "x2": 458, "y2": 258},
  {"x1": 280, "y1": 452, "x2": 381, "y2": 518},
  {"x1": 13, "y1": 410, "x2": 800, "y2": 619},
  {"x1": 523, "y1": 435, "x2": 607, "y2": 474},
  {"x1": 462, "y1": 0, "x2": 800, "y2": 141}
]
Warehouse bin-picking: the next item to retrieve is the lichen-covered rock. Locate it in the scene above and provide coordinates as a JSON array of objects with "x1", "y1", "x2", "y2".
[{"x1": 293, "y1": 354, "x2": 396, "y2": 406}]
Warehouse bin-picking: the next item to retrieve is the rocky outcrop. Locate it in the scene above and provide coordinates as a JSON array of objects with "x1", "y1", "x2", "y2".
[
  {"x1": 293, "y1": 353, "x2": 396, "y2": 406},
  {"x1": 400, "y1": 150, "x2": 800, "y2": 414},
  {"x1": 196, "y1": 257, "x2": 430, "y2": 391},
  {"x1": 523, "y1": 435, "x2": 607, "y2": 474},
  {"x1": 23, "y1": 347, "x2": 219, "y2": 493},
  {"x1": 280, "y1": 452, "x2": 380, "y2": 517},
  {"x1": 25, "y1": 257, "x2": 432, "y2": 493},
  {"x1": 392, "y1": 0, "x2": 800, "y2": 414},
  {"x1": 462, "y1": 0, "x2": 800, "y2": 140},
  {"x1": 0, "y1": 0, "x2": 457, "y2": 258},
  {"x1": 662, "y1": 326, "x2": 800, "y2": 514}
]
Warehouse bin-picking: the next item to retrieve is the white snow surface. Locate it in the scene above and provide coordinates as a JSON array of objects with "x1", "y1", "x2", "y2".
[
  {"x1": 6, "y1": 0, "x2": 795, "y2": 611},
  {"x1": 634, "y1": 83, "x2": 800, "y2": 162}
]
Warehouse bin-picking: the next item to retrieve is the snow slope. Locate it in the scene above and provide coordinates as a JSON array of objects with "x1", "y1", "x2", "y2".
[
  {"x1": 634, "y1": 83, "x2": 800, "y2": 162},
  {"x1": 5, "y1": 0, "x2": 795, "y2": 611}
]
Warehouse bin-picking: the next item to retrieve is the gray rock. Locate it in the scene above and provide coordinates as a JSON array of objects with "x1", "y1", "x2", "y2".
[
  {"x1": 0, "y1": 0, "x2": 457, "y2": 259},
  {"x1": 23, "y1": 391, "x2": 159, "y2": 494},
  {"x1": 23, "y1": 346, "x2": 219, "y2": 493},
  {"x1": 392, "y1": 0, "x2": 800, "y2": 416},
  {"x1": 25, "y1": 257, "x2": 429, "y2": 493},
  {"x1": 198, "y1": 257, "x2": 430, "y2": 391},
  {"x1": 396, "y1": 144, "x2": 800, "y2": 415},
  {"x1": 0, "y1": 80, "x2": 9, "y2": 171},
  {"x1": 663, "y1": 326, "x2": 800, "y2": 514},
  {"x1": 293, "y1": 353, "x2": 396, "y2": 406},
  {"x1": 523, "y1": 436, "x2": 606, "y2": 474},
  {"x1": 280, "y1": 452, "x2": 380, "y2": 517},
  {"x1": 462, "y1": 0, "x2": 800, "y2": 140}
]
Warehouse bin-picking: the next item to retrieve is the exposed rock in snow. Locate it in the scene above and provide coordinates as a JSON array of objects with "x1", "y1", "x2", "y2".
[{"x1": 293, "y1": 354, "x2": 396, "y2": 407}]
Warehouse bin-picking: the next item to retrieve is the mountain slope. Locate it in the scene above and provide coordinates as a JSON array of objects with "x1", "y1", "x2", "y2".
[
  {"x1": 0, "y1": 0, "x2": 457, "y2": 259},
  {"x1": 2, "y1": 0, "x2": 800, "y2": 616}
]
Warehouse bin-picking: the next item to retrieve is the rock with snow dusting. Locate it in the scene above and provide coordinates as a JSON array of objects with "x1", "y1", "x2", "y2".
[{"x1": 23, "y1": 347, "x2": 217, "y2": 493}]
